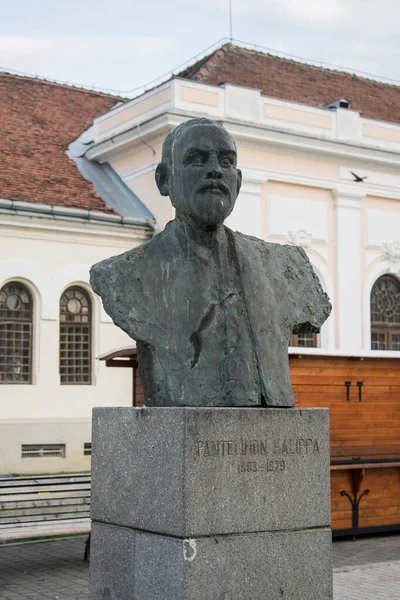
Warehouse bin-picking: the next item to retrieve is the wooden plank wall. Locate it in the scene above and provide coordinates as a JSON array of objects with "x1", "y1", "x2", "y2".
[
  {"x1": 290, "y1": 355, "x2": 400, "y2": 531},
  {"x1": 132, "y1": 354, "x2": 400, "y2": 532},
  {"x1": 330, "y1": 468, "x2": 400, "y2": 531},
  {"x1": 134, "y1": 370, "x2": 145, "y2": 407}
]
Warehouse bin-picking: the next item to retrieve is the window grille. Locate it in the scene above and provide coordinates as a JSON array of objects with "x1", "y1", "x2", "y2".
[
  {"x1": 84, "y1": 442, "x2": 92, "y2": 456},
  {"x1": 0, "y1": 282, "x2": 33, "y2": 384},
  {"x1": 21, "y1": 444, "x2": 66, "y2": 458},
  {"x1": 290, "y1": 332, "x2": 318, "y2": 348},
  {"x1": 60, "y1": 287, "x2": 92, "y2": 384},
  {"x1": 371, "y1": 275, "x2": 400, "y2": 351}
]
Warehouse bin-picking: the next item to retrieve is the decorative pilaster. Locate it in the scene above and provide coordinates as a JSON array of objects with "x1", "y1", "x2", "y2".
[{"x1": 333, "y1": 188, "x2": 365, "y2": 351}]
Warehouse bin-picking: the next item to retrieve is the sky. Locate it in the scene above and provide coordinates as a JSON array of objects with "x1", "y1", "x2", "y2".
[{"x1": 1, "y1": 0, "x2": 400, "y2": 97}]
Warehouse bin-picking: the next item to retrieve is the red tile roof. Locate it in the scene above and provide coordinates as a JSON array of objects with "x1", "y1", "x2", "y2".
[
  {"x1": 0, "y1": 73, "x2": 124, "y2": 213},
  {"x1": 179, "y1": 44, "x2": 400, "y2": 125}
]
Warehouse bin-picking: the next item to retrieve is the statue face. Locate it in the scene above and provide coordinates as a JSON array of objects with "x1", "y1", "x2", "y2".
[{"x1": 169, "y1": 124, "x2": 242, "y2": 228}]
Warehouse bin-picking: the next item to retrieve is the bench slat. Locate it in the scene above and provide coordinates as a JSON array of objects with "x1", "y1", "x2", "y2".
[
  {"x1": 0, "y1": 502, "x2": 90, "y2": 519},
  {"x1": 0, "y1": 507, "x2": 91, "y2": 525},
  {"x1": 0, "y1": 483, "x2": 90, "y2": 495},
  {"x1": 0, "y1": 496, "x2": 90, "y2": 510},
  {"x1": 0, "y1": 473, "x2": 89, "y2": 481},
  {"x1": 0, "y1": 519, "x2": 91, "y2": 542},
  {"x1": 0, "y1": 478, "x2": 90, "y2": 489},
  {"x1": 0, "y1": 516, "x2": 90, "y2": 530},
  {"x1": 0, "y1": 490, "x2": 90, "y2": 505},
  {"x1": 0, "y1": 474, "x2": 90, "y2": 484}
]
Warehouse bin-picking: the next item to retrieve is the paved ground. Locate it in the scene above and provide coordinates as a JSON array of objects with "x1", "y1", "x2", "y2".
[
  {"x1": 334, "y1": 563, "x2": 400, "y2": 600},
  {"x1": 332, "y1": 534, "x2": 400, "y2": 600},
  {"x1": 0, "y1": 533, "x2": 400, "y2": 599},
  {"x1": 0, "y1": 537, "x2": 88, "y2": 600}
]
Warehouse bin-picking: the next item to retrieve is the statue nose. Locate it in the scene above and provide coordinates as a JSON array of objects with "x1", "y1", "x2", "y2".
[{"x1": 206, "y1": 157, "x2": 222, "y2": 179}]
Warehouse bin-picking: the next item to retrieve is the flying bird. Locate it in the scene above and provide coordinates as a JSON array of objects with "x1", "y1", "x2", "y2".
[{"x1": 350, "y1": 171, "x2": 368, "y2": 183}]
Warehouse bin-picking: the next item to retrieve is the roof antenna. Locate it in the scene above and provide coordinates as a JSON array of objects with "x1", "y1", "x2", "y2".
[{"x1": 229, "y1": 0, "x2": 233, "y2": 42}]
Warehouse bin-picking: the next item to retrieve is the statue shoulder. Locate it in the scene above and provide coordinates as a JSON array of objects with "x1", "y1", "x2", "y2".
[
  {"x1": 89, "y1": 231, "x2": 173, "y2": 340},
  {"x1": 227, "y1": 229, "x2": 264, "y2": 247},
  {"x1": 228, "y1": 229, "x2": 290, "y2": 258},
  {"x1": 90, "y1": 243, "x2": 144, "y2": 291},
  {"x1": 90, "y1": 231, "x2": 170, "y2": 296}
]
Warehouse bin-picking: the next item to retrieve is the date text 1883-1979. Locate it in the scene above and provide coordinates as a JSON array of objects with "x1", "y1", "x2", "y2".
[{"x1": 195, "y1": 438, "x2": 320, "y2": 458}]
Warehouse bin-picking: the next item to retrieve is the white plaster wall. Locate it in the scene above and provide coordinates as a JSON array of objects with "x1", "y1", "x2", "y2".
[
  {"x1": 267, "y1": 195, "x2": 328, "y2": 242},
  {"x1": 365, "y1": 208, "x2": 400, "y2": 249},
  {"x1": 0, "y1": 420, "x2": 93, "y2": 475},
  {"x1": 0, "y1": 215, "x2": 147, "y2": 474}
]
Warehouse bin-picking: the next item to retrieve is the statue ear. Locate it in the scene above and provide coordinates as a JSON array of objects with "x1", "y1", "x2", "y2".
[
  {"x1": 236, "y1": 168, "x2": 242, "y2": 197},
  {"x1": 155, "y1": 163, "x2": 170, "y2": 196}
]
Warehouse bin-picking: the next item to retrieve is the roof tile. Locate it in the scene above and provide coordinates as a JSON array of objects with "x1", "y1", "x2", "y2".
[
  {"x1": 0, "y1": 73, "x2": 123, "y2": 213},
  {"x1": 179, "y1": 44, "x2": 400, "y2": 125}
]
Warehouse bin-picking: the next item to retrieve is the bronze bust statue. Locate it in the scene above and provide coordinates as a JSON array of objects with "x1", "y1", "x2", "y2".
[{"x1": 90, "y1": 118, "x2": 331, "y2": 407}]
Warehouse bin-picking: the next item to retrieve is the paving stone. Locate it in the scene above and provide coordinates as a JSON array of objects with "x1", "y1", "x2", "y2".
[
  {"x1": 333, "y1": 562, "x2": 400, "y2": 599},
  {"x1": 333, "y1": 533, "x2": 400, "y2": 569},
  {"x1": 0, "y1": 537, "x2": 88, "y2": 600},
  {"x1": 1, "y1": 533, "x2": 400, "y2": 599}
]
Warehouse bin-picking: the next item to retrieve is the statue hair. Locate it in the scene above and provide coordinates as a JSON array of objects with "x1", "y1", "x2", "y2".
[{"x1": 160, "y1": 118, "x2": 235, "y2": 171}]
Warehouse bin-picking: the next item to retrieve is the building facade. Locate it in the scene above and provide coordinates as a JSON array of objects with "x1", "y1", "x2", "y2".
[
  {"x1": 84, "y1": 45, "x2": 400, "y2": 357},
  {"x1": 2, "y1": 44, "x2": 400, "y2": 478},
  {"x1": 0, "y1": 74, "x2": 154, "y2": 474}
]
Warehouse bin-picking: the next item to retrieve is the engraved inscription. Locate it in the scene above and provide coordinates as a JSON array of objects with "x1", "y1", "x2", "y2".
[
  {"x1": 195, "y1": 438, "x2": 320, "y2": 458},
  {"x1": 273, "y1": 438, "x2": 319, "y2": 455},
  {"x1": 238, "y1": 460, "x2": 286, "y2": 474},
  {"x1": 196, "y1": 439, "x2": 268, "y2": 457},
  {"x1": 195, "y1": 437, "x2": 320, "y2": 475}
]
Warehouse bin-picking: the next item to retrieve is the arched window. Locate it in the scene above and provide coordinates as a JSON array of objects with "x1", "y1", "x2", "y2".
[
  {"x1": 0, "y1": 282, "x2": 33, "y2": 384},
  {"x1": 371, "y1": 274, "x2": 400, "y2": 351},
  {"x1": 60, "y1": 287, "x2": 92, "y2": 384}
]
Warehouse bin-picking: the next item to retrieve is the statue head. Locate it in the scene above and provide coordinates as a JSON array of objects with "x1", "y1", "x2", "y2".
[{"x1": 155, "y1": 118, "x2": 242, "y2": 228}]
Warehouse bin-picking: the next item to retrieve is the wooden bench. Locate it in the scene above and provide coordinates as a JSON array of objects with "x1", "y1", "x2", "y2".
[
  {"x1": 330, "y1": 458, "x2": 400, "y2": 537},
  {"x1": 0, "y1": 473, "x2": 91, "y2": 558}
]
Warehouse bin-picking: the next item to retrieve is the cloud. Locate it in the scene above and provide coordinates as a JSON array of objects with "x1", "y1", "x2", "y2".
[
  {"x1": 192, "y1": 0, "x2": 399, "y2": 31},
  {"x1": 0, "y1": 34, "x2": 171, "y2": 91},
  {"x1": 250, "y1": 0, "x2": 348, "y2": 26},
  {"x1": 186, "y1": 0, "x2": 400, "y2": 82},
  {"x1": 2, "y1": 1, "x2": 400, "y2": 92},
  {"x1": 275, "y1": 0, "x2": 349, "y2": 25},
  {"x1": 0, "y1": 34, "x2": 169, "y2": 59},
  {"x1": 191, "y1": 0, "x2": 349, "y2": 26}
]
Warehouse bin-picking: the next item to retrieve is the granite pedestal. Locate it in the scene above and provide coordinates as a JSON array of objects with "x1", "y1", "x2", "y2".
[{"x1": 89, "y1": 407, "x2": 333, "y2": 599}]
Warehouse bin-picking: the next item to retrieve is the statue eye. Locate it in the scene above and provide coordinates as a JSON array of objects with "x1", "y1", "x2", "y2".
[
  {"x1": 191, "y1": 155, "x2": 204, "y2": 166},
  {"x1": 220, "y1": 157, "x2": 233, "y2": 168}
]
